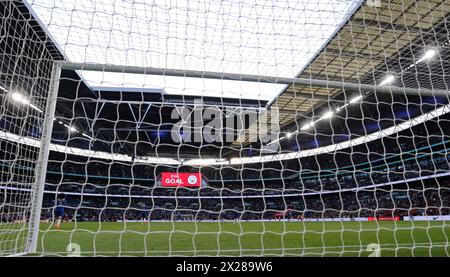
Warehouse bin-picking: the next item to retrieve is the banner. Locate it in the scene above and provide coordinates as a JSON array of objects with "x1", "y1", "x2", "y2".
[
  {"x1": 161, "y1": 172, "x2": 202, "y2": 187},
  {"x1": 303, "y1": 217, "x2": 368, "y2": 222},
  {"x1": 368, "y1": 216, "x2": 400, "y2": 221},
  {"x1": 403, "y1": 215, "x2": 450, "y2": 221}
]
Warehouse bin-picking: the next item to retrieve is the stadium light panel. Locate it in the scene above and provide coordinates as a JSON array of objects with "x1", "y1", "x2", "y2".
[
  {"x1": 26, "y1": 0, "x2": 360, "y2": 102},
  {"x1": 9, "y1": 92, "x2": 43, "y2": 112},
  {"x1": 349, "y1": 95, "x2": 362, "y2": 104},
  {"x1": 421, "y1": 49, "x2": 437, "y2": 61},
  {"x1": 10, "y1": 92, "x2": 30, "y2": 105},
  {"x1": 379, "y1": 75, "x2": 395, "y2": 86},
  {"x1": 301, "y1": 122, "x2": 314, "y2": 130},
  {"x1": 29, "y1": 103, "x2": 43, "y2": 113},
  {"x1": 63, "y1": 124, "x2": 77, "y2": 133},
  {"x1": 407, "y1": 49, "x2": 438, "y2": 70},
  {"x1": 320, "y1": 111, "x2": 334, "y2": 120},
  {"x1": 183, "y1": 158, "x2": 229, "y2": 166},
  {"x1": 60, "y1": 121, "x2": 91, "y2": 138},
  {"x1": 266, "y1": 135, "x2": 284, "y2": 146},
  {"x1": 82, "y1": 133, "x2": 93, "y2": 140}
]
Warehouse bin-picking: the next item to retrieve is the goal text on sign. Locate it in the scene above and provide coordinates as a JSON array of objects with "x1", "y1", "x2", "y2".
[{"x1": 161, "y1": 172, "x2": 202, "y2": 187}]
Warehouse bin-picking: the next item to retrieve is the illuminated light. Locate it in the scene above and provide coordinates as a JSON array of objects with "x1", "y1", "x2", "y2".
[
  {"x1": 266, "y1": 140, "x2": 277, "y2": 146},
  {"x1": 266, "y1": 135, "x2": 286, "y2": 146},
  {"x1": 407, "y1": 49, "x2": 437, "y2": 69},
  {"x1": 82, "y1": 133, "x2": 93, "y2": 140},
  {"x1": 64, "y1": 124, "x2": 77, "y2": 132},
  {"x1": 301, "y1": 122, "x2": 314, "y2": 130},
  {"x1": 286, "y1": 132, "x2": 292, "y2": 138},
  {"x1": 183, "y1": 158, "x2": 229, "y2": 166},
  {"x1": 421, "y1": 49, "x2": 437, "y2": 61},
  {"x1": 266, "y1": 141, "x2": 274, "y2": 146},
  {"x1": 11, "y1": 92, "x2": 23, "y2": 102},
  {"x1": 267, "y1": 138, "x2": 279, "y2": 145},
  {"x1": 349, "y1": 95, "x2": 363, "y2": 104},
  {"x1": 320, "y1": 111, "x2": 334, "y2": 120},
  {"x1": 379, "y1": 75, "x2": 395, "y2": 86},
  {"x1": 10, "y1": 92, "x2": 30, "y2": 105},
  {"x1": 29, "y1": 103, "x2": 43, "y2": 113},
  {"x1": 336, "y1": 103, "x2": 349, "y2": 113},
  {"x1": 2, "y1": 102, "x2": 450, "y2": 166},
  {"x1": 10, "y1": 92, "x2": 42, "y2": 112}
]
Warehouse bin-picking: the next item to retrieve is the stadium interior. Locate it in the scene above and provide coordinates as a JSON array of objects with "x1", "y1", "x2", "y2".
[{"x1": 1, "y1": 0, "x2": 450, "y2": 256}]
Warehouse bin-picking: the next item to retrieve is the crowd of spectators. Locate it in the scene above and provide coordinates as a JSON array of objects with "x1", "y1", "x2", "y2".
[
  {"x1": 34, "y1": 176, "x2": 450, "y2": 223},
  {"x1": 2, "y1": 118, "x2": 450, "y2": 223},
  {"x1": 33, "y1": 125, "x2": 450, "y2": 222}
]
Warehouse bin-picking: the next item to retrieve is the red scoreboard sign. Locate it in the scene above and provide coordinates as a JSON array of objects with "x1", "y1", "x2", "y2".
[
  {"x1": 161, "y1": 172, "x2": 202, "y2": 187},
  {"x1": 368, "y1": 216, "x2": 401, "y2": 221}
]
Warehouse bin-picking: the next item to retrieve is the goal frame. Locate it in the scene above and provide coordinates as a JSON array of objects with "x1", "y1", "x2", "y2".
[
  {"x1": 21, "y1": 60, "x2": 449, "y2": 255},
  {"x1": 58, "y1": 62, "x2": 447, "y2": 97},
  {"x1": 26, "y1": 64, "x2": 61, "y2": 254}
]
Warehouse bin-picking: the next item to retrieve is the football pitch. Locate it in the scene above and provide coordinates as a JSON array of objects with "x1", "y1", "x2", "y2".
[{"x1": 32, "y1": 221, "x2": 450, "y2": 257}]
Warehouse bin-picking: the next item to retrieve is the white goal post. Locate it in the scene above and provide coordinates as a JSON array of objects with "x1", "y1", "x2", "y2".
[{"x1": 26, "y1": 64, "x2": 60, "y2": 254}]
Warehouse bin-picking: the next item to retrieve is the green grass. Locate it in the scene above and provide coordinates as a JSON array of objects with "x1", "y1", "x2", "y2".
[{"x1": 32, "y1": 221, "x2": 450, "y2": 257}]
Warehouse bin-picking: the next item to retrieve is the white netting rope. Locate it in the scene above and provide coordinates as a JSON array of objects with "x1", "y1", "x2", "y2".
[{"x1": 1, "y1": 0, "x2": 450, "y2": 256}]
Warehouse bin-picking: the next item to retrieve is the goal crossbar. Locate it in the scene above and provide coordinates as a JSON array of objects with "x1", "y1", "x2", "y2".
[{"x1": 58, "y1": 62, "x2": 449, "y2": 97}]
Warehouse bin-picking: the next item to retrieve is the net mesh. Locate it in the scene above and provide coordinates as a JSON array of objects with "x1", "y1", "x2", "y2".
[
  {"x1": 0, "y1": 0, "x2": 56, "y2": 255},
  {"x1": 1, "y1": 0, "x2": 450, "y2": 256}
]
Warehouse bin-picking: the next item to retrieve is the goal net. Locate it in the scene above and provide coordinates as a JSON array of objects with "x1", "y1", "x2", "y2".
[
  {"x1": 1, "y1": 0, "x2": 450, "y2": 256},
  {"x1": 0, "y1": 0, "x2": 59, "y2": 255}
]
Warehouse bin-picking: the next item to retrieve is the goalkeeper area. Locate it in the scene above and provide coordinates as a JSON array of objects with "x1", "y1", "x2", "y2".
[{"x1": 1, "y1": 0, "x2": 450, "y2": 257}]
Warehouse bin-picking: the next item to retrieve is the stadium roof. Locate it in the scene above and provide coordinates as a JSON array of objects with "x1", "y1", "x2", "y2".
[
  {"x1": 233, "y1": 0, "x2": 450, "y2": 147},
  {"x1": 3, "y1": 0, "x2": 450, "y2": 161},
  {"x1": 25, "y1": 0, "x2": 360, "y2": 102}
]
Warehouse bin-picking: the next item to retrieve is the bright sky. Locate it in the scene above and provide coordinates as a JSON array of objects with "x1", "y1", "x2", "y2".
[{"x1": 26, "y1": 0, "x2": 361, "y2": 101}]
